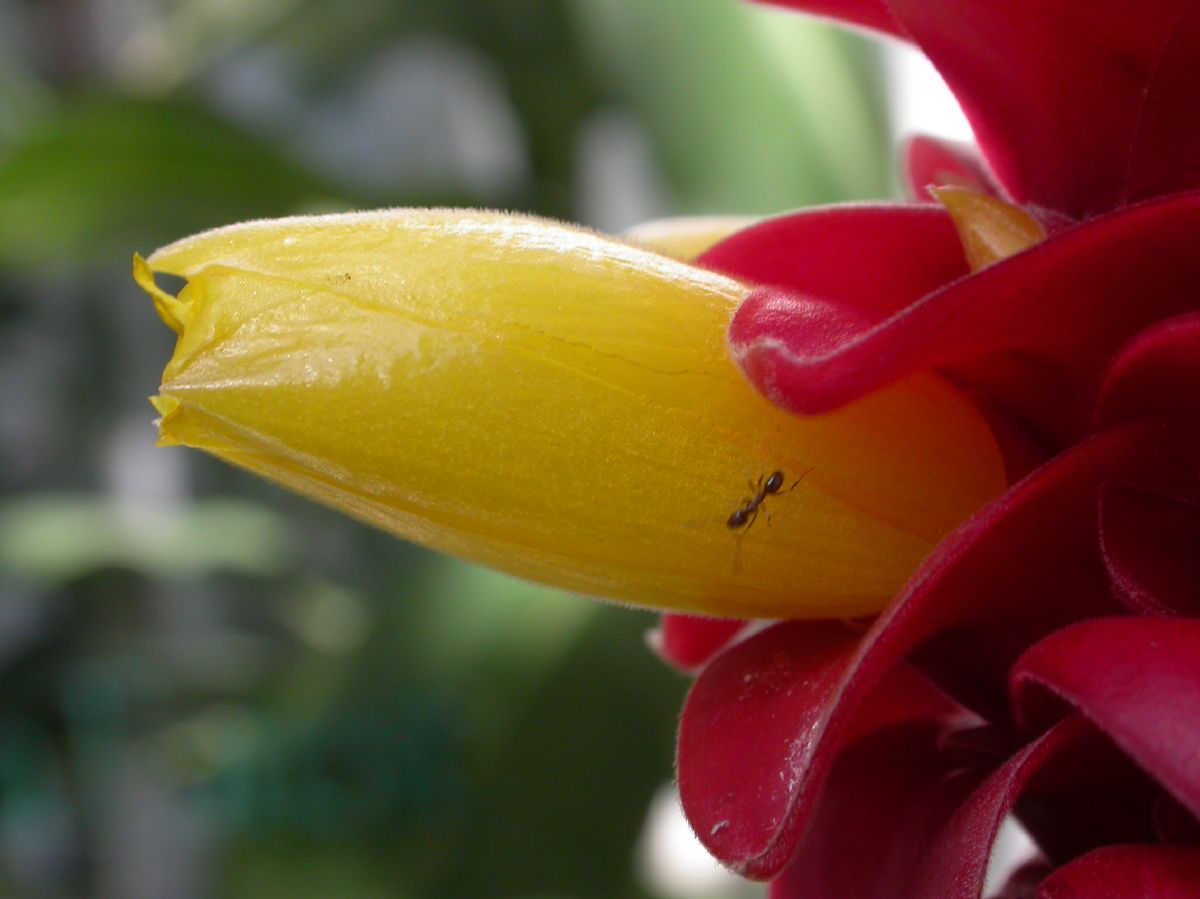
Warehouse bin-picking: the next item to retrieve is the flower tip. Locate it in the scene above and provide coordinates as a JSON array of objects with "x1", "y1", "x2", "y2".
[
  {"x1": 930, "y1": 186, "x2": 1045, "y2": 271},
  {"x1": 133, "y1": 253, "x2": 186, "y2": 334},
  {"x1": 148, "y1": 394, "x2": 183, "y2": 447}
]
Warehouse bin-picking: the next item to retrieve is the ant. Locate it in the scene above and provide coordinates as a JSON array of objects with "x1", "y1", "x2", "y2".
[{"x1": 726, "y1": 469, "x2": 809, "y2": 532}]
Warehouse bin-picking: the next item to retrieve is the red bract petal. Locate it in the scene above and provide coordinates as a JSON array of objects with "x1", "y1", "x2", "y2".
[
  {"x1": 649, "y1": 614, "x2": 747, "y2": 672},
  {"x1": 1093, "y1": 312, "x2": 1200, "y2": 431},
  {"x1": 677, "y1": 621, "x2": 961, "y2": 878},
  {"x1": 1006, "y1": 722, "x2": 1160, "y2": 867},
  {"x1": 771, "y1": 716, "x2": 1158, "y2": 899},
  {"x1": 887, "y1": 0, "x2": 1200, "y2": 218},
  {"x1": 902, "y1": 135, "x2": 999, "y2": 201},
  {"x1": 767, "y1": 721, "x2": 984, "y2": 899},
  {"x1": 1099, "y1": 482, "x2": 1200, "y2": 615},
  {"x1": 678, "y1": 422, "x2": 1200, "y2": 878},
  {"x1": 702, "y1": 204, "x2": 967, "y2": 336},
  {"x1": 728, "y1": 193, "x2": 1200, "y2": 446},
  {"x1": 748, "y1": 0, "x2": 905, "y2": 39},
  {"x1": 909, "y1": 717, "x2": 1151, "y2": 899},
  {"x1": 845, "y1": 424, "x2": 1200, "y2": 719},
  {"x1": 1035, "y1": 846, "x2": 1200, "y2": 899},
  {"x1": 1011, "y1": 617, "x2": 1200, "y2": 820},
  {"x1": 676, "y1": 620, "x2": 866, "y2": 878}
]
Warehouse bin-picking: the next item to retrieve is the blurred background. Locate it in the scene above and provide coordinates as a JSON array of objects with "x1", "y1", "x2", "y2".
[{"x1": 0, "y1": 1, "x2": 904, "y2": 896}]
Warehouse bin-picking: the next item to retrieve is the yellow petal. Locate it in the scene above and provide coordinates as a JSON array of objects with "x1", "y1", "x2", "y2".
[
  {"x1": 623, "y1": 215, "x2": 758, "y2": 261},
  {"x1": 134, "y1": 252, "x2": 187, "y2": 333},
  {"x1": 138, "y1": 209, "x2": 1006, "y2": 619},
  {"x1": 932, "y1": 186, "x2": 1046, "y2": 271}
]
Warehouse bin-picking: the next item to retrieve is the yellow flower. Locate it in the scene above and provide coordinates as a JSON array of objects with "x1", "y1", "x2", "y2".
[{"x1": 135, "y1": 209, "x2": 1005, "y2": 619}]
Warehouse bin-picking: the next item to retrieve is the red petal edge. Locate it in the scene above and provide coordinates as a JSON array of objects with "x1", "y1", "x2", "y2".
[
  {"x1": 702, "y1": 203, "x2": 968, "y2": 340},
  {"x1": 677, "y1": 620, "x2": 865, "y2": 877},
  {"x1": 1011, "y1": 617, "x2": 1200, "y2": 821},
  {"x1": 907, "y1": 718, "x2": 1134, "y2": 899},
  {"x1": 1092, "y1": 312, "x2": 1200, "y2": 431},
  {"x1": 649, "y1": 614, "x2": 747, "y2": 672},
  {"x1": 902, "y1": 135, "x2": 999, "y2": 201},
  {"x1": 1036, "y1": 845, "x2": 1200, "y2": 899},
  {"x1": 1098, "y1": 481, "x2": 1200, "y2": 616},
  {"x1": 767, "y1": 719, "x2": 984, "y2": 898},
  {"x1": 771, "y1": 716, "x2": 1155, "y2": 899}
]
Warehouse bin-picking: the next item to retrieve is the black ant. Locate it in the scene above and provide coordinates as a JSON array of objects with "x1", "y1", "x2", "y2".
[{"x1": 726, "y1": 469, "x2": 809, "y2": 532}]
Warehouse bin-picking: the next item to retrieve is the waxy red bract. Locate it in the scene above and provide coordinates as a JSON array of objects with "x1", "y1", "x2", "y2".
[{"x1": 670, "y1": 3, "x2": 1200, "y2": 894}]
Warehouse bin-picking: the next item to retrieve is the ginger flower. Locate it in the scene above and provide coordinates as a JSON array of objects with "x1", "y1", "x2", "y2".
[
  {"x1": 666, "y1": 2, "x2": 1200, "y2": 897},
  {"x1": 136, "y1": 1, "x2": 1200, "y2": 896}
]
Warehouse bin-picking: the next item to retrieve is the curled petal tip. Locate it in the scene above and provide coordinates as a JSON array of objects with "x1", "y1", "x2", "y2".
[
  {"x1": 727, "y1": 287, "x2": 879, "y2": 414},
  {"x1": 148, "y1": 394, "x2": 183, "y2": 447},
  {"x1": 134, "y1": 252, "x2": 187, "y2": 333}
]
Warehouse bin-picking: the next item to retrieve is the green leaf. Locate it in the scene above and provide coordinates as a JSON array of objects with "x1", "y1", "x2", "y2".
[
  {"x1": 572, "y1": 0, "x2": 892, "y2": 212},
  {"x1": 0, "y1": 97, "x2": 340, "y2": 267}
]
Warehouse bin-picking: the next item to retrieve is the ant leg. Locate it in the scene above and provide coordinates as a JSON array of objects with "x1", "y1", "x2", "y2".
[
  {"x1": 785, "y1": 467, "x2": 814, "y2": 493},
  {"x1": 743, "y1": 506, "x2": 761, "y2": 534}
]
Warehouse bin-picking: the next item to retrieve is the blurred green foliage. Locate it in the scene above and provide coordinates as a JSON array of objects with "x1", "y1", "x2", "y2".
[
  {"x1": 0, "y1": 0, "x2": 891, "y2": 896},
  {"x1": 0, "y1": 98, "x2": 333, "y2": 266}
]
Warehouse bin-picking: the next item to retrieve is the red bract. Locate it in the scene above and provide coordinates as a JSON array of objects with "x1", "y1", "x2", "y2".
[
  {"x1": 669, "y1": 2, "x2": 1200, "y2": 896},
  {"x1": 650, "y1": 614, "x2": 748, "y2": 672},
  {"x1": 760, "y1": 0, "x2": 1200, "y2": 219},
  {"x1": 719, "y1": 192, "x2": 1200, "y2": 448},
  {"x1": 1036, "y1": 846, "x2": 1200, "y2": 899}
]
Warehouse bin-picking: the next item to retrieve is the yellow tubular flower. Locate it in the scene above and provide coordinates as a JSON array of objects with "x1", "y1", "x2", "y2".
[{"x1": 135, "y1": 209, "x2": 1006, "y2": 619}]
